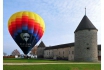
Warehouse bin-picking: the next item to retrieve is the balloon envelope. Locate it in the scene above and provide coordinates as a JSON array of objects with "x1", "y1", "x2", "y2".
[{"x1": 8, "y1": 11, "x2": 45, "y2": 54}]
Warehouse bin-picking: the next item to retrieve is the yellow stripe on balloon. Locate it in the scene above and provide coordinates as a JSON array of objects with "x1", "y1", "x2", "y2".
[
  {"x1": 8, "y1": 13, "x2": 16, "y2": 26},
  {"x1": 16, "y1": 12, "x2": 23, "y2": 18},
  {"x1": 39, "y1": 16, "x2": 45, "y2": 31},
  {"x1": 28, "y1": 12, "x2": 35, "y2": 20},
  {"x1": 22, "y1": 11, "x2": 28, "y2": 16}
]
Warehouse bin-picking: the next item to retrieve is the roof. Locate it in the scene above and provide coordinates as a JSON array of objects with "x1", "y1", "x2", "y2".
[
  {"x1": 44, "y1": 43, "x2": 101, "y2": 50},
  {"x1": 38, "y1": 41, "x2": 46, "y2": 47},
  {"x1": 44, "y1": 43, "x2": 74, "y2": 50},
  {"x1": 74, "y1": 15, "x2": 98, "y2": 32}
]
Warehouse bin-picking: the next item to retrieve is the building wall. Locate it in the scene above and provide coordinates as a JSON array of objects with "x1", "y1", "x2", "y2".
[
  {"x1": 37, "y1": 47, "x2": 45, "y2": 58},
  {"x1": 44, "y1": 49, "x2": 53, "y2": 59},
  {"x1": 44, "y1": 46, "x2": 75, "y2": 60},
  {"x1": 53, "y1": 49, "x2": 58, "y2": 59},
  {"x1": 68, "y1": 46, "x2": 74, "y2": 60},
  {"x1": 43, "y1": 45, "x2": 100, "y2": 61},
  {"x1": 44, "y1": 50, "x2": 48, "y2": 58},
  {"x1": 74, "y1": 30, "x2": 98, "y2": 61},
  {"x1": 57, "y1": 47, "x2": 69, "y2": 60}
]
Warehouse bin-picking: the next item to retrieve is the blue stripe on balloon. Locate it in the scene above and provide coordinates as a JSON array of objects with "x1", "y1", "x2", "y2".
[
  {"x1": 33, "y1": 32, "x2": 37, "y2": 37},
  {"x1": 36, "y1": 36, "x2": 39, "y2": 40},
  {"x1": 17, "y1": 29, "x2": 22, "y2": 33},
  {"x1": 13, "y1": 30, "x2": 19, "y2": 39},
  {"x1": 33, "y1": 32, "x2": 40, "y2": 41},
  {"x1": 28, "y1": 29, "x2": 33, "y2": 33},
  {"x1": 14, "y1": 32, "x2": 18, "y2": 36},
  {"x1": 34, "y1": 38, "x2": 38, "y2": 42},
  {"x1": 22, "y1": 26, "x2": 28, "y2": 30},
  {"x1": 13, "y1": 35, "x2": 16, "y2": 39}
]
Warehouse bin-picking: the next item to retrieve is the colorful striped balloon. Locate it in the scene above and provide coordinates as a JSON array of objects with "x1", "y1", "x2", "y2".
[{"x1": 8, "y1": 11, "x2": 45, "y2": 54}]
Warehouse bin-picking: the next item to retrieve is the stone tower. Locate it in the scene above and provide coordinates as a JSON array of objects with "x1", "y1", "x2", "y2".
[
  {"x1": 37, "y1": 41, "x2": 46, "y2": 58},
  {"x1": 74, "y1": 14, "x2": 98, "y2": 61}
]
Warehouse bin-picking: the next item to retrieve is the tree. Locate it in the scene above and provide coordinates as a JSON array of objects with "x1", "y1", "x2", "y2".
[
  {"x1": 30, "y1": 46, "x2": 38, "y2": 56},
  {"x1": 11, "y1": 49, "x2": 20, "y2": 56},
  {"x1": 3, "y1": 52, "x2": 7, "y2": 56}
]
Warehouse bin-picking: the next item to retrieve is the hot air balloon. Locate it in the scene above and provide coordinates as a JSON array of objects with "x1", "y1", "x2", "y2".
[{"x1": 8, "y1": 11, "x2": 45, "y2": 55}]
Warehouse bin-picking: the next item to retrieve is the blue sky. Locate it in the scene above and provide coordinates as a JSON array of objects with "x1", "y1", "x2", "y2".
[{"x1": 3, "y1": 0, "x2": 101, "y2": 55}]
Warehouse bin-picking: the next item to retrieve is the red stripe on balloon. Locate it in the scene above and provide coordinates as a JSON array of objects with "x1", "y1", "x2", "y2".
[
  {"x1": 37, "y1": 26, "x2": 43, "y2": 39},
  {"x1": 22, "y1": 16, "x2": 28, "y2": 26},
  {"x1": 16, "y1": 18, "x2": 22, "y2": 30},
  {"x1": 33, "y1": 22, "x2": 39, "y2": 33},
  {"x1": 9, "y1": 25, "x2": 13, "y2": 36},
  {"x1": 11, "y1": 21, "x2": 16, "y2": 35},
  {"x1": 28, "y1": 19, "x2": 35, "y2": 30}
]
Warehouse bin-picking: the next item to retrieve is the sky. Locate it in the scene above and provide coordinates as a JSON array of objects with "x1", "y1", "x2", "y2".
[{"x1": 3, "y1": 0, "x2": 101, "y2": 55}]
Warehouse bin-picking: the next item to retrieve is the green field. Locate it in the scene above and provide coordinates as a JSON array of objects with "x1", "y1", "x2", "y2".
[
  {"x1": 3, "y1": 58, "x2": 71, "y2": 63},
  {"x1": 3, "y1": 58, "x2": 101, "y2": 70},
  {"x1": 3, "y1": 58, "x2": 100, "y2": 63},
  {"x1": 4, "y1": 64, "x2": 101, "y2": 70}
]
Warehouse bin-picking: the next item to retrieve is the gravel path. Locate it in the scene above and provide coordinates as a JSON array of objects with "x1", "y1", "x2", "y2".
[{"x1": 3, "y1": 63, "x2": 101, "y2": 65}]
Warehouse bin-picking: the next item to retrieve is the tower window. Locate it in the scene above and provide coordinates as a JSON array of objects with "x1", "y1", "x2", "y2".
[{"x1": 87, "y1": 47, "x2": 90, "y2": 50}]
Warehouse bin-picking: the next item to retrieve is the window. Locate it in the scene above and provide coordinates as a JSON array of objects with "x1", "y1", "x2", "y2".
[{"x1": 87, "y1": 47, "x2": 90, "y2": 50}]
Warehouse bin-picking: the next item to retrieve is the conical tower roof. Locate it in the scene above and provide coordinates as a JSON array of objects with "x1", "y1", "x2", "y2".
[
  {"x1": 38, "y1": 41, "x2": 46, "y2": 47},
  {"x1": 74, "y1": 15, "x2": 98, "y2": 32}
]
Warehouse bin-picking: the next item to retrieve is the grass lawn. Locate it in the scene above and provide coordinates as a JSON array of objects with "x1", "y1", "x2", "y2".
[
  {"x1": 3, "y1": 64, "x2": 101, "y2": 70},
  {"x1": 3, "y1": 58, "x2": 101, "y2": 70},
  {"x1": 3, "y1": 58, "x2": 70, "y2": 63},
  {"x1": 3, "y1": 58, "x2": 100, "y2": 63}
]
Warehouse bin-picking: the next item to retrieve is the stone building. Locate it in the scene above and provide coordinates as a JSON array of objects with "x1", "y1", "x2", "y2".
[
  {"x1": 39, "y1": 42, "x2": 101, "y2": 61},
  {"x1": 37, "y1": 14, "x2": 101, "y2": 61},
  {"x1": 74, "y1": 14, "x2": 98, "y2": 61},
  {"x1": 44, "y1": 43, "x2": 74, "y2": 60},
  {"x1": 37, "y1": 41, "x2": 46, "y2": 58}
]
